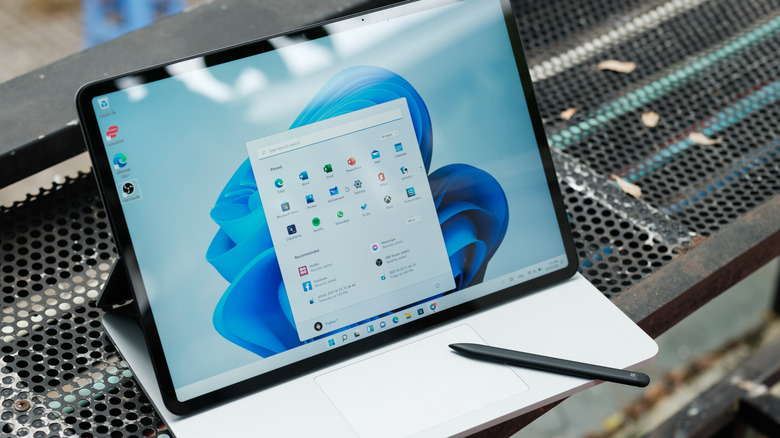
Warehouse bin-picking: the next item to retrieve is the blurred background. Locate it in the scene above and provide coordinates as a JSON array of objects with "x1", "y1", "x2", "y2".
[{"x1": 0, "y1": 0, "x2": 205, "y2": 84}]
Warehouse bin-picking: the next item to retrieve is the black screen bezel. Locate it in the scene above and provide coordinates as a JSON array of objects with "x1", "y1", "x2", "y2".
[{"x1": 76, "y1": 0, "x2": 578, "y2": 415}]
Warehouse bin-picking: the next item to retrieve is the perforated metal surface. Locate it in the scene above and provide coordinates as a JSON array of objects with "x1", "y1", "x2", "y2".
[
  {"x1": 516, "y1": 0, "x2": 780, "y2": 239},
  {"x1": 1, "y1": 175, "x2": 168, "y2": 438},
  {"x1": 2, "y1": 0, "x2": 779, "y2": 435},
  {"x1": 512, "y1": 0, "x2": 780, "y2": 294}
]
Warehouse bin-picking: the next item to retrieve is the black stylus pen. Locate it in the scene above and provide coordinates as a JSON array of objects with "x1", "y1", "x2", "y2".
[{"x1": 449, "y1": 343, "x2": 650, "y2": 387}]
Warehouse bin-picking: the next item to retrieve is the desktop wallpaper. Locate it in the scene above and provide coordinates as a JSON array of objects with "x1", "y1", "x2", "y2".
[{"x1": 96, "y1": 0, "x2": 565, "y2": 392}]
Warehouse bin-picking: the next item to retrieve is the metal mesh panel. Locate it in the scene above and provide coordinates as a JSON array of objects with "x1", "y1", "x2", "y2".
[
  {"x1": 1, "y1": 175, "x2": 167, "y2": 438},
  {"x1": 2, "y1": 0, "x2": 779, "y2": 435}
]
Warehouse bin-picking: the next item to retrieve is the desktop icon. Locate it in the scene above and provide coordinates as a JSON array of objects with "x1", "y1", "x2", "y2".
[
  {"x1": 417, "y1": 308, "x2": 424, "y2": 315},
  {"x1": 105, "y1": 125, "x2": 119, "y2": 141},
  {"x1": 360, "y1": 203, "x2": 367, "y2": 210},
  {"x1": 337, "y1": 211, "x2": 344, "y2": 218},
  {"x1": 377, "y1": 172, "x2": 385, "y2": 181},
  {"x1": 376, "y1": 258, "x2": 383, "y2": 266},
  {"x1": 393, "y1": 316, "x2": 399, "y2": 323},
  {"x1": 371, "y1": 150, "x2": 380, "y2": 159},
  {"x1": 405, "y1": 312, "x2": 412, "y2": 320},
  {"x1": 380, "y1": 275, "x2": 386, "y2": 280},
  {"x1": 400, "y1": 166, "x2": 409, "y2": 174},
  {"x1": 347, "y1": 157, "x2": 356, "y2": 166},
  {"x1": 394, "y1": 143, "x2": 403, "y2": 152},
  {"x1": 306, "y1": 194, "x2": 315, "y2": 204},
  {"x1": 309, "y1": 299, "x2": 314, "y2": 304},
  {"x1": 302, "y1": 281, "x2": 313, "y2": 292},
  {"x1": 371, "y1": 243, "x2": 379, "y2": 251},
  {"x1": 121, "y1": 182, "x2": 135, "y2": 197},
  {"x1": 328, "y1": 339, "x2": 335, "y2": 347},
  {"x1": 299, "y1": 171, "x2": 309, "y2": 181},
  {"x1": 329, "y1": 186, "x2": 339, "y2": 196},
  {"x1": 97, "y1": 96, "x2": 110, "y2": 110},
  {"x1": 380, "y1": 321, "x2": 387, "y2": 328},
  {"x1": 112, "y1": 153, "x2": 128, "y2": 169},
  {"x1": 274, "y1": 178, "x2": 284, "y2": 188},
  {"x1": 323, "y1": 163, "x2": 333, "y2": 173},
  {"x1": 116, "y1": 179, "x2": 141, "y2": 203},
  {"x1": 281, "y1": 202, "x2": 290, "y2": 212},
  {"x1": 312, "y1": 217, "x2": 321, "y2": 227},
  {"x1": 298, "y1": 266, "x2": 308, "y2": 276},
  {"x1": 287, "y1": 224, "x2": 297, "y2": 235},
  {"x1": 354, "y1": 180, "x2": 362, "y2": 189},
  {"x1": 406, "y1": 187, "x2": 415, "y2": 197},
  {"x1": 366, "y1": 325, "x2": 374, "y2": 333},
  {"x1": 384, "y1": 195, "x2": 391, "y2": 204}
]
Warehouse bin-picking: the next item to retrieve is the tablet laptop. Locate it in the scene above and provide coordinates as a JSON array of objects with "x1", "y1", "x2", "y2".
[{"x1": 77, "y1": 0, "x2": 578, "y2": 415}]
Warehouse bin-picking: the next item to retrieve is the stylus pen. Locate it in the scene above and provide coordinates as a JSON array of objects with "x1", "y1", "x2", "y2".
[{"x1": 449, "y1": 343, "x2": 650, "y2": 387}]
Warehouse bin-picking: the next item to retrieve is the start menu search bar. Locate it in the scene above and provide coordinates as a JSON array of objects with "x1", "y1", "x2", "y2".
[{"x1": 249, "y1": 108, "x2": 403, "y2": 160}]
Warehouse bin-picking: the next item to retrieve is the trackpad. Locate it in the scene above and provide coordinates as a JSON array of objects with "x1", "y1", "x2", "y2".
[{"x1": 315, "y1": 325, "x2": 529, "y2": 437}]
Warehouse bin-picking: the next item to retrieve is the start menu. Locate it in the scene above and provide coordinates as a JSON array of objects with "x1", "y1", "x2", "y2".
[{"x1": 246, "y1": 98, "x2": 454, "y2": 341}]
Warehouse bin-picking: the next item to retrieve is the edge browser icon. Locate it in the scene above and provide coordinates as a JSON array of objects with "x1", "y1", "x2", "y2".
[{"x1": 112, "y1": 153, "x2": 128, "y2": 169}]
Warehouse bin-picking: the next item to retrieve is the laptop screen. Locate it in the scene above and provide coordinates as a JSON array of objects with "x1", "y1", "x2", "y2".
[{"x1": 79, "y1": 0, "x2": 575, "y2": 413}]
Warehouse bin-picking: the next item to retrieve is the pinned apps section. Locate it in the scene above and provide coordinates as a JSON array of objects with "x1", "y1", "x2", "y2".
[{"x1": 246, "y1": 98, "x2": 454, "y2": 341}]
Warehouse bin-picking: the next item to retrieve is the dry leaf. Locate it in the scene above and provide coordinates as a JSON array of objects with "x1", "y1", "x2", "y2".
[
  {"x1": 610, "y1": 174, "x2": 642, "y2": 198},
  {"x1": 560, "y1": 108, "x2": 578, "y2": 120},
  {"x1": 641, "y1": 111, "x2": 660, "y2": 127},
  {"x1": 688, "y1": 132, "x2": 723, "y2": 145},
  {"x1": 597, "y1": 59, "x2": 636, "y2": 73}
]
